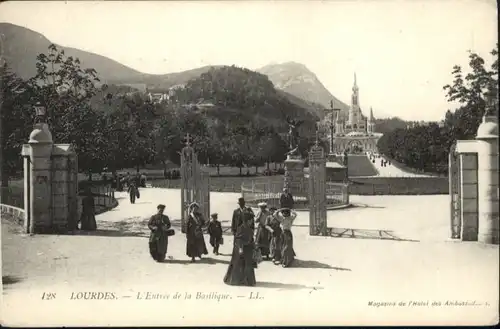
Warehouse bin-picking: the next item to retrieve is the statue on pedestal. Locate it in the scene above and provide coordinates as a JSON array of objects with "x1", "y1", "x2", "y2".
[{"x1": 285, "y1": 117, "x2": 304, "y2": 158}]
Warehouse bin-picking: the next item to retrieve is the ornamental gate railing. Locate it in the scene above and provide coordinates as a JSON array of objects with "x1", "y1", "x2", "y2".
[{"x1": 180, "y1": 144, "x2": 210, "y2": 232}]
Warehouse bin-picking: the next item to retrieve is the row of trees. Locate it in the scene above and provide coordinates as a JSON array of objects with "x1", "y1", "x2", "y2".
[
  {"x1": 1, "y1": 45, "x2": 317, "y2": 187},
  {"x1": 377, "y1": 44, "x2": 498, "y2": 174}
]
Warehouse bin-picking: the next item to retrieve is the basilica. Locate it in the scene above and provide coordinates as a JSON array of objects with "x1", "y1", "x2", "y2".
[{"x1": 321, "y1": 74, "x2": 383, "y2": 154}]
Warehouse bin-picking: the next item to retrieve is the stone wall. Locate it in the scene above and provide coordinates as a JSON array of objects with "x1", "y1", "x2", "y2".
[
  {"x1": 459, "y1": 153, "x2": 479, "y2": 241},
  {"x1": 1, "y1": 185, "x2": 117, "y2": 231}
]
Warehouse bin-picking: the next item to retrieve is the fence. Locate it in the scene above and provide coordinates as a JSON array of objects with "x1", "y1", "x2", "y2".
[
  {"x1": 0, "y1": 204, "x2": 25, "y2": 225},
  {"x1": 348, "y1": 177, "x2": 449, "y2": 195},
  {"x1": 81, "y1": 184, "x2": 117, "y2": 215},
  {"x1": 1, "y1": 181, "x2": 117, "y2": 225},
  {"x1": 241, "y1": 180, "x2": 349, "y2": 210},
  {"x1": 151, "y1": 178, "x2": 248, "y2": 193}
]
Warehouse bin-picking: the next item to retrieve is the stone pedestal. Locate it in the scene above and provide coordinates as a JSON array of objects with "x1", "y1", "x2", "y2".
[
  {"x1": 21, "y1": 123, "x2": 78, "y2": 234},
  {"x1": 284, "y1": 155, "x2": 306, "y2": 195},
  {"x1": 476, "y1": 116, "x2": 499, "y2": 244}
]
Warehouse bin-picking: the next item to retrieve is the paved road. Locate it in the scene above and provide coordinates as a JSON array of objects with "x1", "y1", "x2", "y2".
[
  {"x1": 366, "y1": 153, "x2": 432, "y2": 177},
  {"x1": 2, "y1": 189, "x2": 498, "y2": 326}
]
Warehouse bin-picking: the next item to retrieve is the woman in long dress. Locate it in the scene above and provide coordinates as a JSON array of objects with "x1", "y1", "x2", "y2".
[
  {"x1": 80, "y1": 188, "x2": 97, "y2": 231},
  {"x1": 185, "y1": 202, "x2": 208, "y2": 262},
  {"x1": 274, "y1": 208, "x2": 297, "y2": 268},
  {"x1": 254, "y1": 202, "x2": 272, "y2": 260},
  {"x1": 223, "y1": 208, "x2": 256, "y2": 286},
  {"x1": 268, "y1": 207, "x2": 283, "y2": 265},
  {"x1": 148, "y1": 204, "x2": 173, "y2": 262}
]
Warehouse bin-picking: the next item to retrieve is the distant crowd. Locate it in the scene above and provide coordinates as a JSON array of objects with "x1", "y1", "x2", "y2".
[{"x1": 367, "y1": 152, "x2": 391, "y2": 168}]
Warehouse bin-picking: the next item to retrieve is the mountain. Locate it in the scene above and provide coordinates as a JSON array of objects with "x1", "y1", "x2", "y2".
[
  {"x1": 0, "y1": 23, "x2": 144, "y2": 81},
  {"x1": 179, "y1": 65, "x2": 319, "y2": 128},
  {"x1": 0, "y1": 23, "x2": 319, "y2": 125},
  {"x1": 0, "y1": 23, "x2": 216, "y2": 88},
  {"x1": 257, "y1": 61, "x2": 350, "y2": 116}
]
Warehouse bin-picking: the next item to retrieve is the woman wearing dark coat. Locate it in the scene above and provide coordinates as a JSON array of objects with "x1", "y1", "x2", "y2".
[
  {"x1": 185, "y1": 202, "x2": 208, "y2": 262},
  {"x1": 80, "y1": 188, "x2": 97, "y2": 231},
  {"x1": 148, "y1": 204, "x2": 173, "y2": 262},
  {"x1": 268, "y1": 207, "x2": 283, "y2": 264},
  {"x1": 223, "y1": 209, "x2": 256, "y2": 286}
]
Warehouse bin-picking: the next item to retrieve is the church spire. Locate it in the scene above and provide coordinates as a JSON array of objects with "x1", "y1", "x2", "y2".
[
  {"x1": 369, "y1": 107, "x2": 374, "y2": 121},
  {"x1": 351, "y1": 72, "x2": 359, "y2": 108}
]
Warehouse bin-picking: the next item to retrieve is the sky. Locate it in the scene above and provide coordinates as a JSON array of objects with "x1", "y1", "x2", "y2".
[{"x1": 0, "y1": 0, "x2": 497, "y2": 121}]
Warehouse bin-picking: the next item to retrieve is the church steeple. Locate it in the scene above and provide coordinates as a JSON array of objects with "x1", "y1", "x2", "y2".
[
  {"x1": 351, "y1": 73, "x2": 359, "y2": 108},
  {"x1": 367, "y1": 106, "x2": 375, "y2": 134}
]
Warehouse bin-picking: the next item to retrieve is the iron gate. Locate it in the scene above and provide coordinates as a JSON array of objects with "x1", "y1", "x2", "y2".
[{"x1": 180, "y1": 144, "x2": 210, "y2": 231}]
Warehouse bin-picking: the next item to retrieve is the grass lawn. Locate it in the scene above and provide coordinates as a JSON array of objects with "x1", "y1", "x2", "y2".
[
  {"x1": 347, "y1": 155, "x2": 378, "y2": 177},
  {"x1": 151, "y1": 175, "x2": 449, "y2": 195},
  {"x1": 1, "y1": 164, "x2": 449, "y2": 209},
  {"x1": 116, "y1": 164, "x2": 284, "y2": 178},
  {"x1": 349, "y1": 177, "x2": 449, "y2": 195}
]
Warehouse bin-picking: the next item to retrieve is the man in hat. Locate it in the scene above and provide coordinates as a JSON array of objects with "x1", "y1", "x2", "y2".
[
  {"x1": 231, "y1": 197, "x2": 254, "y2": 236},
  {"x1": 207, "y1": 212, "x2": 223, "y2": 255},
  {"x1": 280, "y1": 187, "x2": 294, "y2": 210},
  {"x1": 148, "y1": 204, "x2": 172, "y2": 262},
  {"x1": 255, "y1": 202, "x2": 272, "y2": 260}
]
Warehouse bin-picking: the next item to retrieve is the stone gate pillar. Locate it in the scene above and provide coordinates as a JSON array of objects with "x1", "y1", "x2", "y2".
[
  {"x1": 475, "y1": 114, "x2": 499, "y2": 244},
  {"x1": 284, "y1": 155, "x2": 305, "y2": 195},
  {"x1": 21, "y1": 120, "x2": 53, "y2": 234},
  {"x1": 308, "y1": 143, "x2": 327, "y2": 236}
]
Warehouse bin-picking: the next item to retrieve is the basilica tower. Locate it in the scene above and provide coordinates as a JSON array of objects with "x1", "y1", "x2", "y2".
[
  {"x1": 367, "y1": 107, "x2": 376, "y2": 134},
  {"x1": 348, "y1": 73, "x2": 359, "y2": 125}
]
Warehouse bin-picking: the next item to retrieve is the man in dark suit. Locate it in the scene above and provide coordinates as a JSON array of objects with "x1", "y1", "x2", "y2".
[
  {"x1": 231, "y1": 197, "x2": 254, "y2": 235},
  {"x1": 280, "y1": 188, "x2": 294, "y2": 210}
]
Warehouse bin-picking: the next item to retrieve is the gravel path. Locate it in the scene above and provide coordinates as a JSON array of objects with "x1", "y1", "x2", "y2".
[{"x1": 2, "y1": 189, "x2": 498, "y2": 326}]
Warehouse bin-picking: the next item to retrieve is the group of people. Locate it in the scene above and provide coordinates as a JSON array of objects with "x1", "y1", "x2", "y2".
[
  {"x1": 146, "y1": 189, "x2": 298, "y2": 288},
  {"x1": 368, "y1": 152, "x2": 391, "y2": 167},
  {"x1": 147, "y1": 202, "x2": 222, "y2": 263},
  {"x1": 114, "y1": 172, "x2": 147, "y2": 192},
  {"x1": 224, "y1": 194, "x2": 297, "y2": 287}
]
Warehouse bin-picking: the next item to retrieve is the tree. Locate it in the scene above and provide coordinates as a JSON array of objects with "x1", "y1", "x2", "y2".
[
  {"x1": 0, "y1": 64, "x2": 34, "y2": 187},
  {"x1": 443, "y1": 44, "x2": 498, "y2": 139},
  {"x1": 377, "y1": 44, "x2": 498, "y2": 175},
  {"x1": 115, "y1": 93, "x2": 159, "y2": 172},
  {"x1": 28, "y1": 44, "x2": 110, "y2": 178}
]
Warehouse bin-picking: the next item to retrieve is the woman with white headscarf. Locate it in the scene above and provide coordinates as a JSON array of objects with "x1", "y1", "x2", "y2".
[
  {"x1": 274, "y1": 208, "x2": 297, "y2": 267},
  {"x1": 185, "y1": 202, "x2": 208, "y2": 262}
]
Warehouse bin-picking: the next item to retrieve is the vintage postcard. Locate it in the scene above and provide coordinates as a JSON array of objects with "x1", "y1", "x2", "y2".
[{"x1": 1, "y1": 0, "x2": 498, "y2": 326}]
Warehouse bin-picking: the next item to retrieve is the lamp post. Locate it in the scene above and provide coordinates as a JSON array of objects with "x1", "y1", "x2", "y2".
[
  {"x1": 34, "y1": 102, "x2": 47, "y2": 123},
  {"x1": 22, "y1": 100, "x2": 54, "y2": 234}
]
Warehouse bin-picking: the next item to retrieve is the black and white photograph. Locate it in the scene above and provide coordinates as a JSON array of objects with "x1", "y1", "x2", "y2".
[{"x1": 0, "y1": 0, "x2": 498, "y2": 326}]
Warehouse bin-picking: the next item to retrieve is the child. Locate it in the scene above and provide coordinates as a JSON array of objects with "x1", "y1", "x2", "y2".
[{"x1": 207, "y1": 213, "x2": 223, "y2": 255}]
